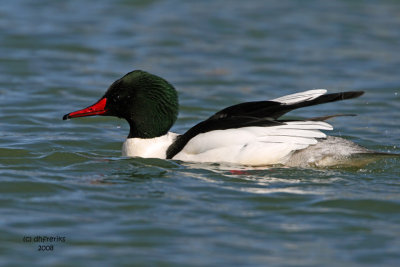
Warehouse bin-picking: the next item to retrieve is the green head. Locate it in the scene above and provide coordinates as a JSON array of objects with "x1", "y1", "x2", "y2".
[{"x1": 63, "y1": 70, "x2": 179, "y2": 138}]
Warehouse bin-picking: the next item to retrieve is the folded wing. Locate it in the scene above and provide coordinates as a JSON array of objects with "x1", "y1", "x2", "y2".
[{"x1": 166, "y1": 89, "x2": 364, "y2": 164}]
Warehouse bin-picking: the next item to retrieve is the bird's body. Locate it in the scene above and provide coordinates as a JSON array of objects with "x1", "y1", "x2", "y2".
[
  {"x1": 122, "y1": 120, "x2": 332, "y2": 165},
  {"x1": 63, "y1": 70, "x2": 387, "y2": 167}
]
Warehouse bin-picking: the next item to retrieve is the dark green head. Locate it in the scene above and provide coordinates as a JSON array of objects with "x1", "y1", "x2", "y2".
[{"x1": 63, "y1": 70, "x2": 179, "y2": 138}]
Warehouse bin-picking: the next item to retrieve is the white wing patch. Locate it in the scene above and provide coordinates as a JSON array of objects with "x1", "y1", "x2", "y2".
[
  {"x1": 272, "y1": 89, "x2": 327, "y2": 105},
  {"x1": 173, "y1": 121, "x2": 333, "y2": 166}
]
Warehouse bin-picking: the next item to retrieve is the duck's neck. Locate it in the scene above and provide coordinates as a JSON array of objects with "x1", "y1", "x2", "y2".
[{"x1": 127, "y1": 120, "x2": 169, "y2": 139}]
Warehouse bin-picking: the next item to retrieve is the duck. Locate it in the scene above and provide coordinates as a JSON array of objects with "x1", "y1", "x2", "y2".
[{"x1": 63, "y1": 70, "x2": 382, "y2": 167}]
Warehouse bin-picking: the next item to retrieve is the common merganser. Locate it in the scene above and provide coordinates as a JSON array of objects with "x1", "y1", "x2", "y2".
[{"x1": 63, "y1": 70, "x2": 382, "y2": 167}]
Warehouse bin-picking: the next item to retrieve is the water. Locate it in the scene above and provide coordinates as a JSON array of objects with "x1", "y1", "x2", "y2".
[{"x1": 1, "y1": 0, "x2": 400, "y2": 266}]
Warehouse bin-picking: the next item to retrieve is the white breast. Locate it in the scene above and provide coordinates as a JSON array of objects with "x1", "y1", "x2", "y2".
[{"x1": 122, "y1": 132, "x2": 178, "y2": 158}]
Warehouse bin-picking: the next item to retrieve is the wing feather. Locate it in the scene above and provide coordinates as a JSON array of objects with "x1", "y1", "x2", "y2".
[
  {"x1": 271, "y1": 89, "x2": 327, "y2": 104},
  {"x1": 173, "y1": 121, "x2": 333, "y2": 165},
  {"x1": 166, "y1": 89, "x2": 363, "y2": 161}
]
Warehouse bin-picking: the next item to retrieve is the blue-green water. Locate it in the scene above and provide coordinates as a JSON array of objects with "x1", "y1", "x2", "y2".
[{"x1": 1, "y1": 0, "x2": 400, "y2": 266}]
